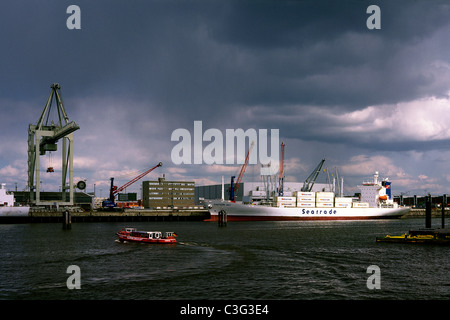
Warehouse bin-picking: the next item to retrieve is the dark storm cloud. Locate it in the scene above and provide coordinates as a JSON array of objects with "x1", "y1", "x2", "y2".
[
  {"x1": 196, "y1": 0, "x2": 450, "y2": 110},
  {"x1": 3, "y1": 0, "x2": 449, "y2": 111},
  {"x1": 2, "y1": 0, "x2": 450, "y2": 194}
]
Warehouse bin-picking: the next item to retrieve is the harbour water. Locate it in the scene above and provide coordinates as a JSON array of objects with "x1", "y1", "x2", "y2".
[{"x1": 0, "y1": 219, "x2": 448, "y2": 300}]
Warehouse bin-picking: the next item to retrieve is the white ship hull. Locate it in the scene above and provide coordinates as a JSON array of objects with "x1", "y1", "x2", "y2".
[
  {"x1": 0, "y1": 183, "x2": 29, "y2": 217},
  {"x1": 0, "y1": 206, "x2": 30, "y2": 217},
  {"x1": 207, "y1": 200, "x2": 410, "y2": 221}
]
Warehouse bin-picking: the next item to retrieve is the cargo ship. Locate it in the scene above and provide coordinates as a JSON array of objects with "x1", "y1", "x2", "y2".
[
  {"x1": 0, "y1": 183, "x2": 29, "y2": 217},
  {"x1": 207, "y1": 172, "x2": 410, "y2": 221}
]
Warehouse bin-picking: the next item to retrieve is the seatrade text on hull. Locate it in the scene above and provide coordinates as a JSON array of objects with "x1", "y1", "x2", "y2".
[
  {"x1": 171, "y1": 121, "x2": 279, "y2": 174},
  {"x1": 301, "y1": 208, "x2": 338, "y2": 215}
]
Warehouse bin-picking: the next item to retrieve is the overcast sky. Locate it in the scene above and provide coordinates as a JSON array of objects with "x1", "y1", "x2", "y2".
[{"x1": 1, "y1": 0, "x2": 450, "y2": 197}]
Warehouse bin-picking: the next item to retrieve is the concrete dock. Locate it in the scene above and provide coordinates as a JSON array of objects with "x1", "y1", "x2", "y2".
[{"x1": 0, "y1": 208, "x2": 210, "y2": 223}]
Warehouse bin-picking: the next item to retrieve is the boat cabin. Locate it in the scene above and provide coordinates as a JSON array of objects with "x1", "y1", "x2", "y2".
[
  {"x1": 128, "y1": 230, "x2": 165, "y2": 239},
  {"x1": 118, "y1": 228, "x2": 176, "y2": 240},
  {"x1": 117, "y1": 227, "x2": 177, "y2": 244}
]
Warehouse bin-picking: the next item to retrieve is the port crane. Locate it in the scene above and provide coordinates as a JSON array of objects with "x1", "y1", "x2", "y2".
[
  {"x1": 102, "y1": 162, "x2": 162, "y2": 208},
  {"x1": 301, "y1": 158, "x2": 325, "y2": 192},
  {"x1": 27, "y1": 83, "x2": 80, "y2": 206},
  {"x1": 229, "y1": 141, "x2": 255, "y2": 202}
]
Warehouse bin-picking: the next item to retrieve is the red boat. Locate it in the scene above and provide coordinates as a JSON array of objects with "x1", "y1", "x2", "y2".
[{"x1": 116, "y1": 227, "x2": 177, "y2": 244}]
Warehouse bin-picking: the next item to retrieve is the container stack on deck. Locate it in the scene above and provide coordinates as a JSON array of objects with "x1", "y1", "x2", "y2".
[
  {"x1": 275, "y1": 196, "x2": 297, "y2": 207},
  {"x1": 296, "y1": 192, "x2": 316, "y2": 208},
  {"x1": 277, "y1": 191, "x2": 368, "y2": 209},
  {"x1": 316, "y1": 192, "x2": 334, "y2": 208},
  {"x1": 276, "y1": 191, "x2": 369, "y2": 208},
  {"x1": 335, "y1": 197, "x2": 352, "y2": 208}
]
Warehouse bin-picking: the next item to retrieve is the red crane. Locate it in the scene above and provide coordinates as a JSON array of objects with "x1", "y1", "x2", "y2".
[
  {"x1": 230, "y1": 141, "x2": 254, "y2": 201},
  {"x1": 103, "y1": 162, "x2": 162, "y2": 208}
]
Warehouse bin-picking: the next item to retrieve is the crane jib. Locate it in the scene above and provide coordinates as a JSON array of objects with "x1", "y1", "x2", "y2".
[{"x1": 112, "y1": 162, "x2": 162, "y2": 195}]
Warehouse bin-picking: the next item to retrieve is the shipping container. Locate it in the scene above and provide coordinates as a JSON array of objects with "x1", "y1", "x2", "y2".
[
  {"x1": 276, "y1": 196, "x2": 296, "y2": 202},
  {"x1": 316, "y1": 192, "x2": 334, "y2": 197},
  {"x1": 297, "y1": 196, "x2": 315, "y2": 202},
  {"x1": 276, "y1": 202, "x2": 297, "y2": 207},
  {"x1": 294, "y1": 191, "x2": 315, "y2": 197},
  {"x1": 352, "y1": 202, "x2": 370, "y2": 208},
  {"x1": 117, "y1": 193, "x2": 137, "y2": 201},
  {"x1": 316, "y1": 202, "x2": 334, "y2": 208},
  {"x1": 297, "y1": 202, "x2": 315, "y2": 207},
  {"x1": 128, "y1": 193, "x2": 137, "y2": 201},
  {"x1": 316, "y1": 196, "x2": 334, "y2": 203},
  {"x1": 334, "y1": 197, "x2": 352, "y2": 203},
  {"x1": 335, "y1": 202, "x2": 351, "y2": 208},
  {"x1": 316, "y1": 192, "x2": 334, "y2": 203}
]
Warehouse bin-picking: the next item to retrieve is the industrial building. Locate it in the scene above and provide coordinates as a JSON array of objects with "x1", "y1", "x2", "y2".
[
  {"x1": 195, "y1": 181, "x2": 332, "y2": 204},
  {"x1": 14, "y1": 191, "x2": 94, "y2": 210},
  {"x1": 142, "y1": 177, "x2": 195, "y2": 208}
]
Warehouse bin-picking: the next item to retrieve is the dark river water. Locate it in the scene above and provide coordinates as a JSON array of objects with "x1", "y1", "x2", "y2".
[{"x1": 0, "y1": 218, "x2": 448, "y2": 300}]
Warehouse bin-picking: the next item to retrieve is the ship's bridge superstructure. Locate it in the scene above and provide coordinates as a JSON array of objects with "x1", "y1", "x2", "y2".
[{"x1": 358, "y1": 172, "x2": 396, "y2": 208}]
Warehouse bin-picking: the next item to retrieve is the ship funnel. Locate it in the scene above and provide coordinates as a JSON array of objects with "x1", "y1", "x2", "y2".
[{"x1": 385, "y1": 181, "x2": 391, "y2": 199}]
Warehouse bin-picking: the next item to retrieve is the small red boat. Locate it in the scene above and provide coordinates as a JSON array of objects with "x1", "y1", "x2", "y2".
[{"x1": 116, "y1": 227, "x2": 177, "y2": 244}]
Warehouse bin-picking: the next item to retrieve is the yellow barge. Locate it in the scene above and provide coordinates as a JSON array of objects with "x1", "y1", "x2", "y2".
[{"x1": 377, "y1": 228, "x2": 450, "y2": 244}]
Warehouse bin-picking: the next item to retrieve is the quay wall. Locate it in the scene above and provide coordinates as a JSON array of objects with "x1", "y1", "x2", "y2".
[
  {"x1": 0, "y1": 208, "x2": 210, "y2": 223},
  {"x1": 405, "y1": 208, "x2": 450, "y2": 218}
]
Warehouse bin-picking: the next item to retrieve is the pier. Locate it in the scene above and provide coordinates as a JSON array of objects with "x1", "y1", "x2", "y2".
[
  {"x1": 0, "y1": 208, "x2": 210, "y2": 224},
  {"x1": 217, "y1": 209, "x2": 227, "y2": 227}
]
